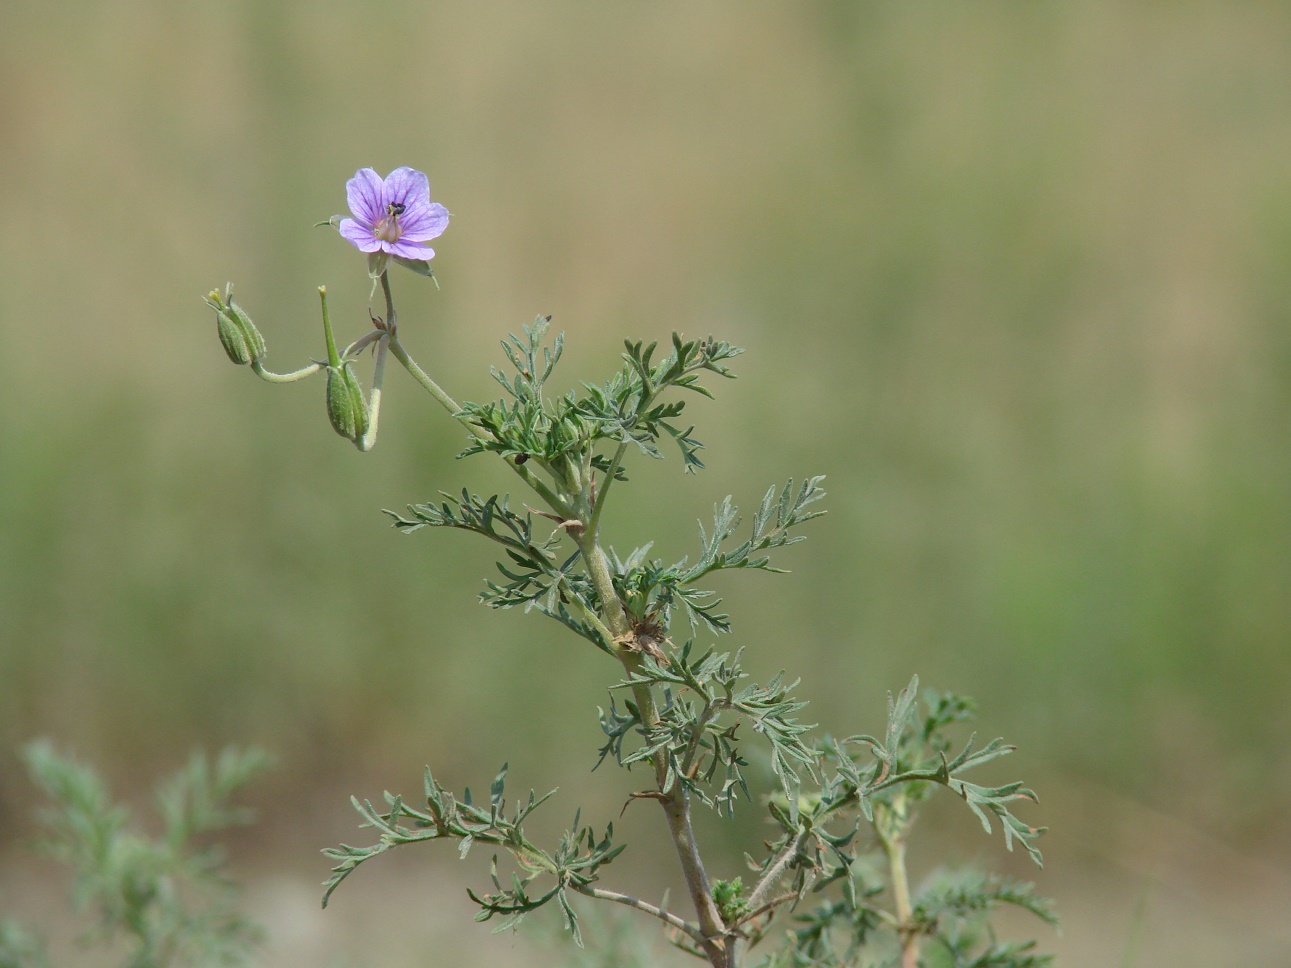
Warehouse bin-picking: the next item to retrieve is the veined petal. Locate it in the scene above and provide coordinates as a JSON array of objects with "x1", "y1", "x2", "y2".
[
  {"x1": 338, "y1": 218, "x2": 382, "y2": 252},
  {"x1": 346, "y1": 168, "x2": 384, "y2": 225},
  {"x1": 382, "y1": 167, "x2": 430, "y2": 209},
  {"x1": 397, "y1": 202, "x2": 450, "y2": 242},
  {"x1": 385, "y1": 239, "x2": 436, "y2": 261}
]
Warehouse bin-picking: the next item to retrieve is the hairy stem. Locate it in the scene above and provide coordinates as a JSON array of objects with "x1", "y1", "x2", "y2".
[
  {"x1": 251, "y1": 359, "x2": 323, "y2": 383},
  {"x1": 354, "y1": 334, "x2": 388, "y2": 452},
  {"x1": 574, "y1": 530, "x2": 662, "y2": 766},
  {"x1": 662, "y1": 792, "x2": 731, "y2": 967},
  {"x1": 252, "y1": 330, "x2": 384, "y2": 385},
  {"x1": 588, "y1": 440, "x2": 628, "y2": 536},
  {"x1": 578, "y1": 535, "x2": 630, "y2": 638},
  {"x1": 878, "y1": 795, "x2": 919, "y2": 968},
  {"x1": 386, "y1": 336, "x2": 462, "y2": 425},
  {"x1": 554, "y1": 574, "x2": 618, "y2": 654},
  {"x1": 380, "y1": 273, "x2": 574, "y2": 517},
  {"x1": 747, "y1": 828, "x2": 809, "y2": 915}
]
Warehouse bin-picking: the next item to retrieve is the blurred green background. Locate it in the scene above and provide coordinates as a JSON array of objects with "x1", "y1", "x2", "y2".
[{"x1": 2, "y1": 2, "x2": 1290, "y2": 965}]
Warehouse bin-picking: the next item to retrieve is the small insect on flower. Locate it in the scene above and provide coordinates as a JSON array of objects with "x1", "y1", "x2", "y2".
[{"x1": 338, "y1": 167, "x2": 449, "y2": 263}]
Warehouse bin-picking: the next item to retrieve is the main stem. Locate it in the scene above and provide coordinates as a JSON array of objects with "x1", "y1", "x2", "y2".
[
  {"x1": 880, "y1": 795, "x2": 919, "y2": 968},
  {"x1": 576, "y1": 527, "x2": 730, "y2": 967},
  {"x1": 379, "y1": 275, "x2": 731, "y2": 963}
]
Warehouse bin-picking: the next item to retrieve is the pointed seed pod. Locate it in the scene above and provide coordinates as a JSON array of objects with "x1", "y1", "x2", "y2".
[{"x1": 326, "y1": 363, "x2": 369, "y2": 442}]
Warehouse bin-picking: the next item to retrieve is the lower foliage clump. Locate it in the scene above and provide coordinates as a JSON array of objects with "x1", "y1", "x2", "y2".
[{"x1": 0, "y1": 744, "x2": 269, "y2": 968}]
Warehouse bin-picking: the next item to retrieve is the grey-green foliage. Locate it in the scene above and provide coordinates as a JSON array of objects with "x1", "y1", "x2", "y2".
[
  {"x1": 322, "y1": 764, "x2": 624, "y2": 947},
  {"x1": 743, "y1": 677, "x2": 1051, "y2": 967},
  {"x1": 388, "y1": 330, "x2": 823, "y2": 653},
  {"x1": 611, "y1": 477, "x2": 827, "y2": 636},
  {"x1": 386, "y1": 489, "x2": 608, "y2": 649},
  {"x1": 0, "y1": 742, "x2": 269, "y2": 968},
  {"x1": 314, "y1": 319, "x2": 1053, "y2": 966},
  {"x1": 455, "y1": 318, "x2": 741, "y2": 472},
  {"x1": 912, "y1": 872, "x2": 1057, "y2": 968},
  {"x1": 597, "y1": 645, "x2": 818, "y2": 818}
]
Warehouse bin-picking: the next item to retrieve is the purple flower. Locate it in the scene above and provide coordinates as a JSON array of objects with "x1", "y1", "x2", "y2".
[{"x1": 338, "y1": 167, "x2": 449, "y2": 262}]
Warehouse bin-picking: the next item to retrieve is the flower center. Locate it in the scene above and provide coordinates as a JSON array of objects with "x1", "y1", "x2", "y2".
[{"x1": 374, "y1": 202, "x2": 406, "y2": 243}]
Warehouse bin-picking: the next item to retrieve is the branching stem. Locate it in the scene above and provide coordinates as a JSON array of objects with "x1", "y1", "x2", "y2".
[
  {"x1": 588, "y1": 441, "x2": 629, "y2": 536},
  {"x1": 680, "y1": 699, "x2": 727, "y2": 779},
  {"x1": 365, "y1": 283, "x2": 742, "y2": 966},
  {"x1": 578, "y1": 535, "x2": 631, "y2": 638},
  {"x1": 382, "y1": 283, "x2": 464, "y2": 420},
  {"x1": 735, "y1": 891, "x2": 797, "y2": 932},
  {"x1": 576, "y1": 493, "x2": 729, "y2": 964},
  {"x1": 554, "y1": 573, "x2": 618, "y2": 654},
  {"x1": 251, "y1": 329, "x2": 382, "y2": 384},
  {"x1": 379, "y1": 273, "x2": 574, "y2": 518}
]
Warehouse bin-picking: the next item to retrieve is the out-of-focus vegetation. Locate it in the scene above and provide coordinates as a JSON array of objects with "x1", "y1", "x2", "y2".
[
  {"x1": 1, "y1": 2, "x2": 1289, "y2": 965},
  {"x1": 0, "y1": 743, "x2": 268, "y2": 968}
]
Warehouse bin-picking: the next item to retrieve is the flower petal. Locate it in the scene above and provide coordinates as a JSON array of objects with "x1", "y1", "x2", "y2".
[
  {"x1": 345, "y1": 168, "x2": 384, "y2": 225},
  {"x1": 385, "y1": 239, "x2": 436, "y2": 261},
  {"x1": 397, "y1": 202, "x2": 450, "y2": 242},
  {"x1": 339, "y1": 218, "x2": 382, "y2": 252},
  {"x1": 382, "y1": 167, "x2": 430, "y2": 210}
]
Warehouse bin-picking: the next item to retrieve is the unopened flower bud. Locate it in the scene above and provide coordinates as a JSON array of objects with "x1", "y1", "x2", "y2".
[
  {"x1": 326, "y1": 363, "x2": 369, "y2": 442},
  {"x1": 216, "y1": 307, "x2": 255, "y2": 365},
  {"x1": 225, "y1": 301, "x2": 266, "y2": 361}
]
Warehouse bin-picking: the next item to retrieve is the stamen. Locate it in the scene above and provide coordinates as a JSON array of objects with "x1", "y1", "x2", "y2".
[{"x1": 374, "y1": 211, "x2": 403, "y2": 243}]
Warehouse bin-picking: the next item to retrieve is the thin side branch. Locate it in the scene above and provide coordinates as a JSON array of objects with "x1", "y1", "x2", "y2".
[
  {"x1": 747, "y1": 828, "x2": 809, "y2": 914},
  {"x1": 679, "y1": 699, "x2": 728, "y2": 778},
  {"x1": 734, "y1": 890, "x2": 797, "y2": 930},
  {"x1": 570, "y1": 883, "x2": 703, "y2": 943}
]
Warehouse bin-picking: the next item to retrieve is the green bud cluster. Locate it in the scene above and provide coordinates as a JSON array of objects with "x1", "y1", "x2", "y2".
[
  {"x1": 711, "y1": 878, "x2": 751, "y2": 925},
  {"x1": 205, "y1": 285, "x2": 266, "y2": 366}
]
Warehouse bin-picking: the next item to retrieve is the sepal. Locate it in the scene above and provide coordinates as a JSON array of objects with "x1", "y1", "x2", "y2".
[
  {"x1": 367, "y1": 251, "x2": 390, "y2": 279},
  {"x1": 393, "y1": 255, "x2": 436, "y2": 280}
]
